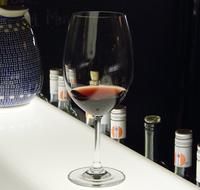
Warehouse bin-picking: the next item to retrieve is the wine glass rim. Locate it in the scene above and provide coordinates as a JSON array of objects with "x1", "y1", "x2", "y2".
[{"x1": 72, "y1": 11, "x2": 126, "y2": 18}]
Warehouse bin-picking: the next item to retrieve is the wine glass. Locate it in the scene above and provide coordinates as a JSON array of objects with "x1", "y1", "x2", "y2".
[{"x1": 63, "y1": 11, "x2": 134, "y2": 187}]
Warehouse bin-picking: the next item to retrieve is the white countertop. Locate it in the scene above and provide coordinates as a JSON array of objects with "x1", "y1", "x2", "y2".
[{"x1": 0, "y1": 97, "x2": 198, "y2": 190}]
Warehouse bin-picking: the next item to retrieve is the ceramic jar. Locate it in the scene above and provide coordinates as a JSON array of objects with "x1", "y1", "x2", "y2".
[{"x1": 0, "y1": 7, "x2": 42, "y2": 107}]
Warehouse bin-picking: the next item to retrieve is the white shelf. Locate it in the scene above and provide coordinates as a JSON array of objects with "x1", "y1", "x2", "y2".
[{"x1": 0, "y1": 97, "x2": 198, "y2": 190}]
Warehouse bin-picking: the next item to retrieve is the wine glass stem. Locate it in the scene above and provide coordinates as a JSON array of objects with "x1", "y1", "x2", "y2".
[{"x1": 91, "y1": 116, "x2": 104, "y2": 173}]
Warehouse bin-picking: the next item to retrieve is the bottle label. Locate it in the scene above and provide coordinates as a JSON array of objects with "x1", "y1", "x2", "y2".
[
  {"x1": 69, "y1": 69, "x2": 77, "y2": 85},
  {"x1": 58, "y1": 86, "x2": 68, "y2": 101},
  {"x1": 110, "y1": 120, "x2": 126, "y2": 139},
  {"x1": 174, "y1": 146, "x2": 192, "y2": 167}
]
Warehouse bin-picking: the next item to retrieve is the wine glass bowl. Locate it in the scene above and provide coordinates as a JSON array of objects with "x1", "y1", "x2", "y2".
[
  {"x1": 70, "y1": 85, "x2": 126, "y2": 116},
  {"x1": 63, "y1": 11, "x2": 134, "y2": 187}
]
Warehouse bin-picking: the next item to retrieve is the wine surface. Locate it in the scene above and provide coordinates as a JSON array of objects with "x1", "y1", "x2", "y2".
[{"x1": 71, "y1": 85, "x2": 126, "y2": 116}]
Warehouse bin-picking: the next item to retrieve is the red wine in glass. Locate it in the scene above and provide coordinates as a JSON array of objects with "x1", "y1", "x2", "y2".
[{"x1": 70, "y1": 85, "x2": 126, "y2": 116}]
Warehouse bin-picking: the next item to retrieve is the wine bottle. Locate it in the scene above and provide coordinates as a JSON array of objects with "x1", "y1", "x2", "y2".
[
  {"x1": 101, "y1": 112, "x2": 111, "y2": 135},
  {"x1": 58, "y1": 74, "x2": 81, "y2": 119},
  {"x1": 86, "y1": 112, "x2": 95, "y2": 127},
  {"x1": 144, "y1": 115, "x2": 161, "y2": 163},
  {"x1": 68, "y1": 68, "x2": 77, "y2": 88},
  {"x1": 85, "y1": 71, "x2": 99, "y2": 128},
  {"x1": 110, "y1": 105, "x2": 126, "y2": 144},
  {"x1": 64, "y1": 66, "x2": 85, "y2": 121},
  {"x1": 174, "y1": 129, "x2": 193, "y2": 180},
  {"x1": 58, "y1": 75, "x2": 68, "y2": 111},
  {"x1": 196, "y1": 144, "x2": 200, "y2": 186},
  {"x1": 49, "y1": 68, "x2": 62, "y2": 107}
]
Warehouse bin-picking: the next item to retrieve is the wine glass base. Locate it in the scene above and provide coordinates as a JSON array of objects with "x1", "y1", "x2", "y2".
[{"x1": 68, "y1": 167, "x2": 125, "y2": 187}]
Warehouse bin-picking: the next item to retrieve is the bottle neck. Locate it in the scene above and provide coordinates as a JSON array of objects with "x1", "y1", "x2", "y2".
[
  {"x1": 58, "y1": 100, "x2": 69, "y2": 111},
  {"x1": 144, "y1": 124, "x2": 159, "y2": 162},
  {"x1": 114, "y1": 138, "x2": 126, "y2": 144},
  {"x1": 50, "y1": 94, "x2": 58, "y2": 108},
  {"x1": 175, "y1": 166, "x2": 192, "y2": 181},
  {"x1": 145, "y1": 127, "x2": 154, "y2": 161},
  {"x1": 50, "y1": 94, "x2": 58, "y2": 104}
]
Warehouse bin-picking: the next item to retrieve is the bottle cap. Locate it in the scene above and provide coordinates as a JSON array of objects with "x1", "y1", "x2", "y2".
[
  {"x1": 50, "y1": 68, "x2": 62, "y2": 75},
  {"x1": 144, "y1": 115, "x2": 161, "y2": 124},
  {"x1": 111, "y1": 105, "x2": 126, "y2": 114},
  {"x1": 175, "y1": 129, "x2": 192, "y2": 147},
  {"x1": 175, "y1": 129, "x2": 192, "y2": 140},
  {"x1": 50, "y1": 69, "x2": 62, "y2": 81},
  {"x1": 58, "y1": 76, "x2": 65, "y2": 87},
  {"x1": 111, "y1": 105, "x2": 126, "y2": 121}
]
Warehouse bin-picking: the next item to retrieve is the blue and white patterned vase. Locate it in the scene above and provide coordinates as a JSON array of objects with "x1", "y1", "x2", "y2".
[{"x1": 0, "y1": 7, "x2": 43, "y2": 107}]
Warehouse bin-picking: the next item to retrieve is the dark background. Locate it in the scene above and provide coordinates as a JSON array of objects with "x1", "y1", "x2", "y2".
[{"x1": 7, "y1": 0, "x2": 200, "y2": 182}]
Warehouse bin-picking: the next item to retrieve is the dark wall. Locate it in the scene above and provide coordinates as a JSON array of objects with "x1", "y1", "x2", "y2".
[{"x1": 8, "y1": 0, "x2": 200, "y2": 177}]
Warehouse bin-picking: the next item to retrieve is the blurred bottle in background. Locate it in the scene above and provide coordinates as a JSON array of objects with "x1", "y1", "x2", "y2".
[
  {"x1": 68, "y1": 68, "x2": 77, "y2": 88},
  {"x1": 65, "y1": 66, "x2": 86, "y2": 120},
  {"x1": 101, "y1": 112, "x2": 111, "y2": 135},
  {"x1": 58, "y1": 75, "x2": 68, "y2": 111},
  {"x1": 49, "y1": 68, "x2": 62, "y2": 107},
  {"x1": 85, "y1": 70, "x2": 111, "y2": 135},
  {"x1": 85, "y1": 71, "x2": 99, "y2": 128}
]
